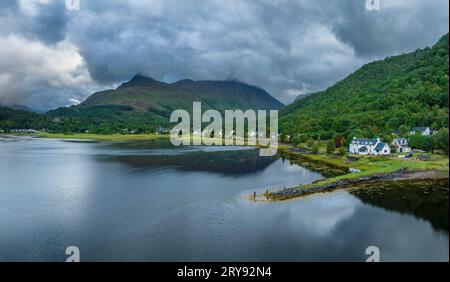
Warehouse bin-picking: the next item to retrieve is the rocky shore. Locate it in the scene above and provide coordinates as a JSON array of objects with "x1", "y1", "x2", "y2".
[{"x1": 267, "y1": 169, "x2": 408, "y2": 201}]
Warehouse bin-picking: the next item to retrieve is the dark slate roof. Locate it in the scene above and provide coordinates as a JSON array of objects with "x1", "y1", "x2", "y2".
[
  {"x1": 351, "y1": 138, "x2": 378, "y2": 145},
  {"x1": 358, "y1": 146, "x2": 368, "y2": 152},
  {"x1": 393, "y1": 138, "x2": 408, "y2": 145},
  {"x1": 375, "y1": 142, "x2": 387, "y2": 151}
]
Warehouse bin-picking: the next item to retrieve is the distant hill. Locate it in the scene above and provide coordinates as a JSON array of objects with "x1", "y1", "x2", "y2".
[
  {"x1": 0, "y1": 103, "x2": 42, "y2": 113},
  {"x1": 280, "y1": 33, "x2": 449, "y2": 143},
  {"x1": 0, "y1": 106, "x2": 45, "y2": 130}
]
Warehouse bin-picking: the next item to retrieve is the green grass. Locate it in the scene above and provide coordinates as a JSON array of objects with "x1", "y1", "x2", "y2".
[
  {"x1": 311, "y1": 157, "x2": 448, "y2": 186},
  {"x1": 286, "y1": 147, "x2": 449, "y2": 173},
  {"x1": 301, "y1": 153, "x2": 349, "y2": 168},
  {"x1": 36, "y1": 132, "x2": 169, "y2": 141}
]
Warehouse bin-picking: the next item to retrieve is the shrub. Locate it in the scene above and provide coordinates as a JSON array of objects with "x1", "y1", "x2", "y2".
[
  {"x1": 326, "y1": 140, "x2": 335, "y2": 154},
  {"x1": 368, "y1": 156, "x2": 389, "y2": 162},
  {"x1": 291, "y1": 136, "x2": 301, "y2": 146}
]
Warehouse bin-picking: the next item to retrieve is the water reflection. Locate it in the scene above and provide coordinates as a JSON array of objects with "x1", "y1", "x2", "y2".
[
  {"x1": 351, "y1": 179, "x2": 449, "y2": 232},
  {"x1": 102, "y1": 149, "x2": 278, "y2": 175}
]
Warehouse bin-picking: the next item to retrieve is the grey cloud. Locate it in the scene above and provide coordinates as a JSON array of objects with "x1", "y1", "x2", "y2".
[
  {"x1": 0, "y1": 0, "x2": 68, "y2": 44},
  {"x1": 332, "y1": 0, "x2": 450, "y2": 58},
  {"x1": 0, "y1": 0, "x2": 448, "y2": 110},
  {"x1": 29, "y1": 0, "x2": 68, "y2": 44}
]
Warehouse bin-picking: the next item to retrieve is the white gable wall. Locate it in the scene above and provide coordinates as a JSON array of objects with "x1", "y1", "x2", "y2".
[{"x1": 372, "y1": 143, "x2": 391, "y2": 155}]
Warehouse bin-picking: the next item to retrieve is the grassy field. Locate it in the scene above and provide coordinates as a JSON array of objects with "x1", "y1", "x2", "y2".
[
  {"x1": 35, "y1": 132, "x2": 169, "y2": 141},
  {"x1": 301, "y1": 152, "x2": 448, "y2": 172},
  {"x1": 304, "y1": 156, "x2": 448, "y2": 186}
]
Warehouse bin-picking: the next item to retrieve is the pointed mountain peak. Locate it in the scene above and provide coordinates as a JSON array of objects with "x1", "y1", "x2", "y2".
[{"x1": 119, "y1": 74, "x2": 167, "y2": 89}]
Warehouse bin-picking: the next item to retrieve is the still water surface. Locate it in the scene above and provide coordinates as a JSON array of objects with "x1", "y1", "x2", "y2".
[{"x1": 0, "y1": 136, "x2": 448, "y2": 261}]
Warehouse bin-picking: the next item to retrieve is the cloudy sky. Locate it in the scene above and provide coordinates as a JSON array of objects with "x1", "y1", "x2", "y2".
[{"x1": 0, "y1": 0, "x2": 448, "y2": 110}]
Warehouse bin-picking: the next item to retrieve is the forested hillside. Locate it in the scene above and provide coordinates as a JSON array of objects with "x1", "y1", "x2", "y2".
[{"x1": 280, "y1": 34, "x2": 449, "y2": 145}]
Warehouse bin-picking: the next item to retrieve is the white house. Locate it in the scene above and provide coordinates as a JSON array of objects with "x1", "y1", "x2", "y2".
[
  {"x1": 155, "y1": 127, "x2": 170, "y2": 134},
  {"x1": 10, "y1": 129, "x2": 37, "y2": 134},
  {"x1": 349, "y1": 137, "x2": 391, "y2": 155},
  {"x1": 409, "y1": 127, "x2": 431, "y2": 136},
  {"x1": 391, "y1": 138, "x2": 412, "y2": 153}
]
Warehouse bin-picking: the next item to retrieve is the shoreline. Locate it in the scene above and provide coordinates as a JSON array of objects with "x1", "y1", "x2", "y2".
[
  {"x1": 251, "y1": 145, "x2": 449, "y2": 202},
  {"x1": 2, "y1": 132, "x2": 256, "y2": 144},
  {"x1": 1, "y1": 132, "x2": 170, "y2": 141}
]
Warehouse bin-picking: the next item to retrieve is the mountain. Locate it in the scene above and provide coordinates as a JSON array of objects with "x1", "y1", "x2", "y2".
[
  {"x1": 280, "y1": 33, "x2": 449, "y2": 143},
  {"x1": 81, "y1": 75, "x2": 283, "y2": 116},
  {"x1": 0, "y1": 76, "x2": 282, "y2": 133}
]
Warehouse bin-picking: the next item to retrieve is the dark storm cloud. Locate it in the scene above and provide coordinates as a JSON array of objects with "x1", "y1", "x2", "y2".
[
  {"x1": 28, "y1": 0, "x2": 68, "y2": 44},
  {"x1": 0, "y1": 0, "x2": 448, "y2": 110},
  {"x1": 0, "y1": 0, "x2": 68, "y2": 44}
]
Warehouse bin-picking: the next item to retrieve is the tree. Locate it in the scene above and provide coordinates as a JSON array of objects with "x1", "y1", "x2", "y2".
[
  {"x1": 291, "y1": 136, "x2": 301, "y2": 146},
  {"x1": 433, "y1": 128, "x2": 449, "y2": 154},
  {"x1": 311, "y1": 144, "x2": 319, "y2": 154},
  {"x1": 409, "y1": 134, "x2": 434, "y2": 152},
  {"x1": 337, "y1": 147, "x2": 346, "y2": 156},
  {"x1": 334, "y1": 135, "x2": 345, "y2": 148}
]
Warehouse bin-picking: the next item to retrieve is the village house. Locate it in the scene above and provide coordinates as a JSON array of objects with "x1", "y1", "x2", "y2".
[
  {"x1": 391, "y1": 138, "x2": 412, "y2": 153},
  {"x1": 10, "y1": 129, "x2": 37, "y2": 134},
  {"x1": 409, "y1": 127, "x2": 431, "y2": 136},
  {"x1": 155, "y1": 127, "x2": 170, "y2": 134},
  {"x1": 349, "y1": 137, "x2": 391, "y2": 155}
]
